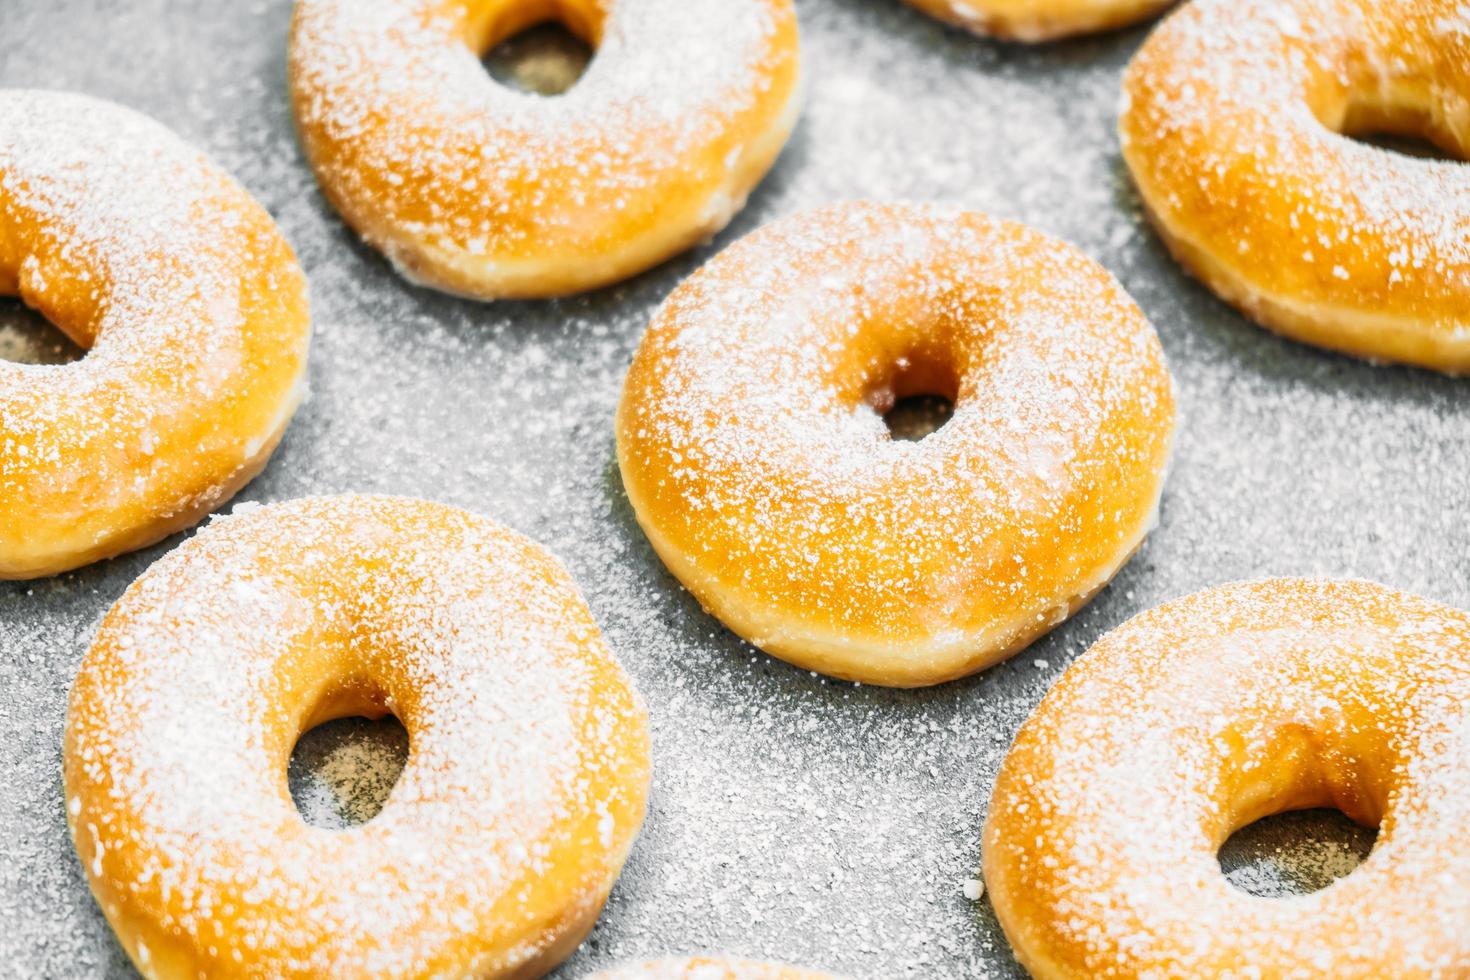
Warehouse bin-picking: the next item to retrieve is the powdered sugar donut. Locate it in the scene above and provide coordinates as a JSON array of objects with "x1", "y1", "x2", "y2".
[
  {"x1": 0, "y1": 91, "x2": 310, "y2": 579},
  {"x1": 983, "y1": 578, "x2": 1470, "y2": 978},
  {"x1": 1122, "y1": 0, "x2": 1470, "y2": 373},
  {"x1": 592, "y1": 957, "x2": 842, "y2": 979},
  {"x1": 903, "y1": 0, "x2": 1174, "y2": 42},
  {"x1": 288, "y1": 0, "x2": 802, "y2": 299},
  {"x1": 617, "y1": 203, "x2": 1175, "y2": 688},
  {"x1": 64, "y1": 495, "x2": 650, "y2": 979}
]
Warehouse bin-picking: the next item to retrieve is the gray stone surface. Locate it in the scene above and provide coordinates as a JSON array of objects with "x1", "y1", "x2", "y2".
[{"x1": 1, "y1": 0, "x2": 1466, "y2": 976}]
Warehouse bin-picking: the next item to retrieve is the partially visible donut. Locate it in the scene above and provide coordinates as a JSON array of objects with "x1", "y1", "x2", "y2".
[
  {"x1": 617, "y1": 203, "x2": 1175, "y2": 687},
  {"x1": 65, "y1": 495, "x2": 650, "y2": 979},
  {"x1": 1122, "y1": 0, "x2": 1470, "y2": 373},
  {"x1": 983, "y1": 578, "x2": 1470, "y2": 978},
  {"x1": 288, "y1": 0, "x2": 802, "y2": 299},
  {"x1": 901, "y1": 0, "x2": 1174, "y2": 42},
  {"x1": 591, "y1": 957, "x2": 843, "y2": 980},
  {"x1": 0, "y1": 90, "x2": 310, "y2": 579}
]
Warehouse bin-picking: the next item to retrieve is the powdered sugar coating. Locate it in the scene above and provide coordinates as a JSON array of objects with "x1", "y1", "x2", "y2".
[
  {"x1": 288, "y1": 0, "x2": 802, "y2": 297},
  {"x1": 0, "y1": 90, "x2": 310, "y2": 577},
  {"x1": 1121, "y1": 0, "x2": 1470, "y2": 371},
  {"x1": 983, "y1": 578, "x2": 1470, "y2": 977},
  {"x1": 2, "y1": 2, "x2": 1468, "y2": 977},
  {"x1": 618, "y1": 202, "x2": 1174, "y2": 685},
  {"x1": 64, "y1": 495, "x2": 650, "y2": 977}
]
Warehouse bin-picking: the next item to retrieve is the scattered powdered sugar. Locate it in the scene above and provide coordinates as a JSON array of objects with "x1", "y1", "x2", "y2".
[
  {"x1": 0, "y1": 1, "x2": 1467, "y2": 978},
  {"x1": 1218, "y1": 807, "x2": 1377, "y2": 898},
  {"x1": 65, "y1": 495, "x2": 648, "y2": 975},
  {"x1": 985, "y1": 579, "x2": 1470, "y2": 975},
  {"x1": 287, "y1": 714, "x2": 411, "y2": 830},
  {"x1": 590, "y1": 957, "x2": 841, "y2": 979}
]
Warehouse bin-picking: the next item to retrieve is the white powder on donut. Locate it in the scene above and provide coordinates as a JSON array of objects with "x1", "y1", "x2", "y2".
[
  {"x1": 987, "y1": 580, "x2": 1470, "y2": 974},
  {"x1": 290, "y1": 0, "x2": 793, "y2": 258},
  {"x1": 621, "y1": 201, "x2": 1173, "y2": 645},
  {"x1": 1, "y1": 2, "x2": 1468, "y2": 978},
  {"x1": 0, "y1": 89, "x2": 288, "y2": 517},
  {"x1": 67, "y1": 495, "x2": 645, "y2": 975},
  {"x1": 1122, "y1": 0, "x2": 1470, "y2": 307}
]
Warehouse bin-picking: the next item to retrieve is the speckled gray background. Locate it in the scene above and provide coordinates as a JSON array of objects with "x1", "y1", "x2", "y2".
[{"x1": 1, "y1": 1, "x2": 1466, "y2": 977}]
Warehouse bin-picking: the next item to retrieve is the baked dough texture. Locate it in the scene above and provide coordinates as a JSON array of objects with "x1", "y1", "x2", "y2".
[
  {"x1": 984, "y1": 578, "x2": 1470, "y2": 978},
  {"x1": 289, "y1": 0, "x2": 802, "y2": 299},
  {"x1": 0, "y1": 90, "x2": 310, "y2": 579},
  {"x1": 1122, "y1": 0, "x2": 1470, "y2": 373},
  {"x1": 903, "y1": 0, "x2": 1174, "y2": 42},
  {"x1": 618, "y1": 202, "x2": 1175, "y2": 687},
  {"x1": 64, "y1": 495, "x2": 651, "y2": 979}
]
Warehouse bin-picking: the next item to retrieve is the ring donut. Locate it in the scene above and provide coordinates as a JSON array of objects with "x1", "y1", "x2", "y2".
[
  {"x1": 288, "y1": 0, "x2": 802, "y2": 299},
  {"x1": 901, "y1": 0, "x2": 1175, "y2": 42},
  {"x1": 983, "y1": 578, "x2": 1470, "y2": 978},
  {"x1": 1121, "y1": 0, "x2": 1470, "y2": 373},
  {"x1": 617, "y1": 203, "x2": 1175, "y2": 688},
  {"x1": 0, "y1": 91, "x2": 309, "y2": 579},
  {"x1": 592, "y1": 957, "x2": 843, "y2": 979},
  {"x1": 64, "y1": 495, "x2": 650, "y2": 978}
]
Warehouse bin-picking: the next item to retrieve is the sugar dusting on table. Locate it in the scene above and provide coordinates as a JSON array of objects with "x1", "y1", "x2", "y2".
[{"x1": 0, "y1": 0, "x2": 1467, "y2": 977}]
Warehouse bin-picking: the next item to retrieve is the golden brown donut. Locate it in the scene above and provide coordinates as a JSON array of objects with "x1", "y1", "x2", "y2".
[
  {"x1": 902, "y1": 0, "x2": 1174, "y2": 42},
  {"x1": 983, "y1": 578, "x2": 1470, "y2": 978},
  {"x1": 0, "y1": 90, "x2": 310, "y2": 579},
  {"x1": 1122, "y1": 0, "x2": 1470, "y2": 374},
  {"x1": 64, "y1": 495, "x2": 650, "y2": 979},
  {"x1": 288, "y1": 0, "x2": 802, "y2": 299},
  {"x1": 617, "y1": 203, "x2": 1176, "y2": 688},
  {"x1": 590, "y1": 957, "x2": 843, "y2": 980}
]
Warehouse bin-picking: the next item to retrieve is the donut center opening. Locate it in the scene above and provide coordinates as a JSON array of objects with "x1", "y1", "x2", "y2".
[
  {"x1": 1218, "y1": 807, "x2": 1377, "y2": 898},
  {"x1": 288, "y1": 713, "x2": 410, "y2": 829},
  {"x1": 1330, "y1": 90, "x2": 1467, "y2": 162},
  {"x1": 480, "y1": 17, "x2": 594, "y2": 96},
  {"x1": 866, "y1": 352, "x2": 960, "y2": 442},
  {"x1": 882, "y1": 395, "x2": 955, "y2": 441},
  {"x1": 0, "y1": 297, "x2": 86, "y2": 365}
]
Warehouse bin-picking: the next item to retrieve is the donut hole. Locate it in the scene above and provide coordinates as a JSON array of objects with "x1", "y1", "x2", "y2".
[
  {"x1": 288, "y1": 711, "x2": 410, "y2": 830},
  {"x1": 865, "y1": 349, "x2": 961, "y2": 442},
  {"x1": 1328, "y1": 89, "x2": 1467, "y2": 162},
  {"x1": 0, "y1": 297, "x2": 86, "y2": 365},
  {"x1": 477, "y1": 3, "x2": 597, "y2": 97},
  {"x1": 1211, "y1": 724, "x2": 1385, "y2": 898},
  {"x1": 1218, "y1": 807, "x2": 1378, "y2": 898},
  {"x1": 881, "y1": 395, "x2": 955, "y2": 441}
]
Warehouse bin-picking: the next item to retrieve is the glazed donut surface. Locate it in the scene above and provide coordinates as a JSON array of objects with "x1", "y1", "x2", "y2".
[
  {"x1": 983, "y1": 578, "x2": 1470, "y2": 979},
  {"x1": 0, "y1": 90, "x2": 309, "y2": 579},
  {"x1": 64, "y1": 495, "x2": 650, "y2": 979},
  {"x1": 902, "y1": 0, "x2": 1174, "y2": 42},
  {"x1": 288, "y1": 0, "x2": 802, "y2": 299},
  {"x1": 617, "y1": 202, "x2": 1175, "y2": 687},
  {"x1": 591, "y1": 957, "x2": 842, "y2": 980},
  {"x1": 1122, "y1": 0, "x2": 1470, "y2": 373}
]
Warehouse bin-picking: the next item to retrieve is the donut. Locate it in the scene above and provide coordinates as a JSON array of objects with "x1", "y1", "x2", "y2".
[
  {"x1": 0, "y1": 91, "x2": 309, "y2": 580},
  {"x1": 64, "y1": 495, "x2": 650, "y2": 978},
  {"x1": 617, "y1": 203, "x2": 1176, "y2": 688},
  {"x1": 591, "y1": 957, "x2": 842, "y2": 979},
  {"x1": 901, "y1": 0, "x2": 1174, "y2": 42},
  {"x1": 982, "y1": 578, "x2": 1470, "y2": 978},
  {"x1": 1121, "y1": 0, "x2": 1470, "y2": 374},
  {"x1": 288, "y1": 0, "x2": 802, "y2": 300}
]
